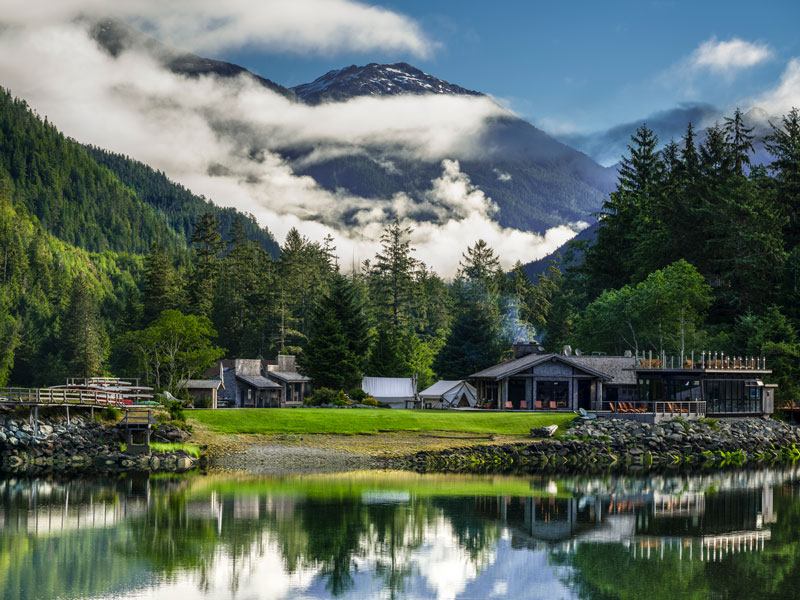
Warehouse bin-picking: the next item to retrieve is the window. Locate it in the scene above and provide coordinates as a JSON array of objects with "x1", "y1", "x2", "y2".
[{"x1": 537, "y1": 381, "x2": 569, "y2": 409}]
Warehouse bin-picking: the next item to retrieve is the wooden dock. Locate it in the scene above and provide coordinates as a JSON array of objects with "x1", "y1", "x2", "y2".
[{"x1": 0, "y1": 387, "x2": 128, "y2": 408}]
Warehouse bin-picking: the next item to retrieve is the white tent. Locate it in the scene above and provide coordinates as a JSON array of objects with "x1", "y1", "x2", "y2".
[
  {"x1": 418, "y1": 380, "x2": 477, "y2": 409},
  {"x1": 362, "y1": 377, "x2": 417, "y2": 409}
]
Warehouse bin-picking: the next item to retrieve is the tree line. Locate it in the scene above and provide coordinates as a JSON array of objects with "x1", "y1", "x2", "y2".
[{"x1": 542, "y1": 108, "x2": 800, "y2": 402}]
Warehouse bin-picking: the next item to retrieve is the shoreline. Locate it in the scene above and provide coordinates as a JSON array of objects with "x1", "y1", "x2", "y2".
[{"x1": 4, "y1": 409, "x2": 800, "y2": 477}]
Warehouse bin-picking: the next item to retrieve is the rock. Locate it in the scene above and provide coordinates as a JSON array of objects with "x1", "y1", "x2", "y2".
[{"x1": 530, "y1": 425, "x2": 559, "y2": 438}]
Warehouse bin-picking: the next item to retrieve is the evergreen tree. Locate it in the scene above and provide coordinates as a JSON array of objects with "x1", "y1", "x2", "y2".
[
  {"x1": 765, "y1": 107, "x2": 800, "y2": 244},
  {"x1": 61, "y1": 277, "x2": 107, "y2": 378},
  {"x1": 188, "y1": 211, "x2": 223, "y2": 317},
  {"x1": 724, "y1": 108, "x2": 755, "y2": 175},
  {"x1": 142, "y1": 244, "x2": 181, "y2": 324},
  {"x1": 298, "y1": 275, "x2": 369, "y2": 391}
]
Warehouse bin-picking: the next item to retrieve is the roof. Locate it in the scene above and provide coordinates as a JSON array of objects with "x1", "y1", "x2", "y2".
[
  {"x1": 569, "y1": 355, "x2": 639, "y2": 385},
  {"x1": 470, "y1": 353, "x2": 613, "y2": 382},
  {"x1": 236, "y1": 374, "x2": 281, "y2": 389},
  {"x1": 419, "y1": 380, "x2": 470, "y2": 398},
  {"x1": 362, "y1": 377, "x2": 416, "y2": 399},
  {"x1": 268, "y1": 371, "x2": 312, "y2": 383},
  {"x1": 203, "y1": 358, "x2": 277, "y2": 379},
  {"x1": 182, "y1": 379, "x2": 224, "y2": 390}
]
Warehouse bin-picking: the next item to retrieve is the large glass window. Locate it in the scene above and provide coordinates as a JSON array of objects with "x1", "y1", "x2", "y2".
[
  {"x1": 703, "y1": 378, "x2": 762, "y2": 414},
  {"x1": 537, "y1": 380, "x2": 569, "y2": 409}
]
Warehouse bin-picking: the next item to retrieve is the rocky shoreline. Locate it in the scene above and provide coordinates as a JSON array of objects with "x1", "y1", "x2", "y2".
[
  {"x1": 396, "y1": 416, "x2": 800, "y2": 473},
  {"x1": 0, "y1": 411, "x2": 199, "y2": 474}
]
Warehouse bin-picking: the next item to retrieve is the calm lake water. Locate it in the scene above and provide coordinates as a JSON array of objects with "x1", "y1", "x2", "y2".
[{"x1": 2, "y1": 467, "x2": 800, "y2": 600}]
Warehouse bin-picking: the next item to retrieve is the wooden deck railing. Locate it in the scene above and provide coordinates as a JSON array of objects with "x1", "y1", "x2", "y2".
[{"x1": 0, "y1": 388, "x2": 127, "y2": 407}]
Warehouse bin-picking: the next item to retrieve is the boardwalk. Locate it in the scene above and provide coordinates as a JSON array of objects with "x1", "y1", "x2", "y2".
[{"x1": 0, "y1": 387, "x2": 129, "y2": 408}]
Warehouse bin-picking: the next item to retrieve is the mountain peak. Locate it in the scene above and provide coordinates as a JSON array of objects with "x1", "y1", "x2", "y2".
[{"x1": 291, "y1": 62, "x2": 482, "y2": 104}]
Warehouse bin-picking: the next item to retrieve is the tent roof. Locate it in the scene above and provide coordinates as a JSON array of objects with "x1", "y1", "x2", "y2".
[
  {"x1": 419, "y1": 380, "x2": 475, "y2": 398},
  {"x1": 362, "y1": 377, "x2": 416, "y2": 398}
]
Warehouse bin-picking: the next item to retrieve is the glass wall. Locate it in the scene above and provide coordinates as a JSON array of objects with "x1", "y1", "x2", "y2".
[
  {"x1": 537, "y1": 380, "x2": 569, "y2": 409},
  {"x1": 704, "y1": 378, "x2": 762, "y2": 414}
]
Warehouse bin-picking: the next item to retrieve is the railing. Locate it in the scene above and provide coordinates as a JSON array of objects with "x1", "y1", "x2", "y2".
[
  {"x1": 0, "y1": 388, "x2": 127, "y2": 407},
  {"x1": 636, "y1": 351, "x2": 766, "y2": 371},
  {"x1": 608, "y1": 401, "x2": 706, "y2": 416}
]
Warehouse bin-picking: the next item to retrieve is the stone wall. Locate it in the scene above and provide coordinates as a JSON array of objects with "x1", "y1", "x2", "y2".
[
  {"x1": 0, "y1": 411, "x2": 199, "y2": 474},
  {"x1": 398, "y1": 416, "x2": 800, "y2": 473}
]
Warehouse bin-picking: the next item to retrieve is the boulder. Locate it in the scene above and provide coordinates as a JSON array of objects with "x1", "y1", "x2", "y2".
[{"x1": 531, "y1": 425, "x2": 558, "y2": 438}]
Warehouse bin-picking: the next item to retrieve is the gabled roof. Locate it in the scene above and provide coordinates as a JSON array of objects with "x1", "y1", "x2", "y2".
[
  {"x1": 470, "y1": 353, "x2": 613, "y2": 381},
  {"x1": 362, "y1": 377, "x2": 416, "y2": 399},
  {"x1": 183, "y1": 379, "x2": 224, "y2": 390},
  {"x1": 569, "y1": 355, "x2": 639, "y2": 385},
  {"x1": 236, "y1": 374, "x2": 281, "y2": 389},
  {"x1": 419, "y1": 380, "x2": 474, "y2": 398},
  {"x1": 268, "y1": 371, "x2": 312, "y2": 383}
]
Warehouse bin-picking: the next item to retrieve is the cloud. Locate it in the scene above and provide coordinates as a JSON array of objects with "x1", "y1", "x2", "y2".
[
  {"x1": 559, "y1": 102, "x2": 720, "y2": 166},
  {"x1": 689, "y1": 37, "x2": 772, "y2": 74},
  {"x1": 753, "y1": 57, "x2": 800, "y2": 116},
  {"x1": 0, "y1": 21, "x2": 572, "y2": 276},
  {"x1": 492, "y1": 169, "x2": 512, "y2": 182},
  {"x1": 2, "y1": 0, "x2": 434, "y2": 57}
]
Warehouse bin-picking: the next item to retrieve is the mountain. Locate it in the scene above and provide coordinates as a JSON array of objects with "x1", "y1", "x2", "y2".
[
  {"x1": 287, "y1": 63, "x2": 617, "y2": 233},
  {"x1": 0, "y1": 87, "x2": 278, "y2": 256},
  {"x1": 89, "y1": 18, "x2": 295, "y2": 100},
  {"x1": 90, "y1": 20, "x2": 617, "y2": 235},
  {"x1": 291, "y1": 62, "x2": 481, "y2": 104}
]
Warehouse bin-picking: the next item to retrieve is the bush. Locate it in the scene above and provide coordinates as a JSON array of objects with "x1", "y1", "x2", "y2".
[
  {"x1": 306, "y1": 387, "x2": 339, "y2": 406},
  {"x1": 193, "y1": 396, "x2": 212, "y2": 409},
  {"x1": 100, "y1": 406, "x2": 121, "y2": 421},
  {"x1": 349, "y1": 388, "x2": 369, "y2": 403},
  {"x1": 332, "y1": 390, "x2": 350, "y2": 407},
  {"x1": 160, "y1": 398, "x2": 186, "y2": 422},
  {"x1": 361, "y1": 397, "x2": 378, "y2": 407}
]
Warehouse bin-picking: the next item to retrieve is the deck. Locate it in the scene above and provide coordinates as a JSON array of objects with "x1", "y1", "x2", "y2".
[{"x1": 0, "y1": 387, "x2": 129, "y2": 408}]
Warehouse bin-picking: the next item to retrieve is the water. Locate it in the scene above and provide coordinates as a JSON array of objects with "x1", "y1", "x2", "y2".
[{"x1": 2, "y1": 467, "x2": 800, "y2": 600}]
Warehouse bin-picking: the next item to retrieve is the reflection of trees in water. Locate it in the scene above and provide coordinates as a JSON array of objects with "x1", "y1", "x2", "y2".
[{"x1": 550, "y1": 484, "x2": 800, "y2": 600}]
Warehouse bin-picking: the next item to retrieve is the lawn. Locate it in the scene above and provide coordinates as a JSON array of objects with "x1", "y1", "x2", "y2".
[{"x1": 189, "y1": 408, "x2": 575, "y2": 436}]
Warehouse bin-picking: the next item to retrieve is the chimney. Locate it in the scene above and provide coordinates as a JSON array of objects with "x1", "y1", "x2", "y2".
[
  {"x1": 513, "y1": 342, "x2": 544, "y2": 359},
  {"x1": 277, "y1": 354, "x2": 296, "y2": 372}
]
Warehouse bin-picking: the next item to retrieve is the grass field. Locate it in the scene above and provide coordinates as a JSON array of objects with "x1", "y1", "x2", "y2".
[{"x1": 189, "y1": 408, "x2": 575, "y2": 436}]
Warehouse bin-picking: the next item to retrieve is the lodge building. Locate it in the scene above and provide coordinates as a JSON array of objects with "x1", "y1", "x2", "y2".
[{"x1": 470, "y1": 343, "x2": 776, "y2": 420}]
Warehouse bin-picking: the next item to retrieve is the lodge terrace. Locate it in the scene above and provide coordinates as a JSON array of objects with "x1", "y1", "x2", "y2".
[{"x1": 470, "y1": 343, "x2": 776, "y2": 421}]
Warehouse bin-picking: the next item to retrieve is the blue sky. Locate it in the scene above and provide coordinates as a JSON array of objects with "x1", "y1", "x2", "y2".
[{"x1": 216, "y1": 0, "x2": 800, "y2": 138}]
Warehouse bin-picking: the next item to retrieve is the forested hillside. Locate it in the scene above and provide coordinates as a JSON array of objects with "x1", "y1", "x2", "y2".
[
  {"x1": 86, "y1": 146, "x2": 280, "y2": 256},
  {"x1": 0, "y1": 89, "x2": 183, "y2": 254},
  {"x1": 540, "y1": 108, "x2": 800, "y2": 402}
]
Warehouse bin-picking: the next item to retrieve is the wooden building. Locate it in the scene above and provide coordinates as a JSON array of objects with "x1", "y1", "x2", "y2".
[
  {"x1": 183, "y1": 379, "x2": 225, "y2": 409},
  {"x1": 266, "y1": 355, "x2": 312, "y2": 407},
  {"x1": 471, "y1": 345, "x2": 775, "y2": 420}
]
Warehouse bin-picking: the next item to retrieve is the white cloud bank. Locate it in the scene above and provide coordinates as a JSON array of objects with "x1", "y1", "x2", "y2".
[
  {"x1": 690, "y1": 37, "x2": 772, "y2": 74},
  {"x1": 0, "y1": 18, "x2": 576, "y2": 277},
  {"x1": 753, "y1": 57, "x2": 800, "y2": 116},
  {"x1": 2, "y1": 0, "x2": 434, "y2": 57}
]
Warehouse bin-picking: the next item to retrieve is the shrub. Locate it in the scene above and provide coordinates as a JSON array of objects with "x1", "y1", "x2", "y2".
[
  {"x1": 100, "y1": 406, "x2": 121, "y2": 421},
  {"x1": 349, "y1": 388, "x2": 369, "y2": 403},
  {"x1": 306, "y1": 387, "x2": 339, "y2": 406},
  {"x1": 193, "y1": 396, "x2": 212, "y2": 409},
  {"x1": 160, "y1": 398, "x2": 186, "y2": 422},
  {"x1": 361, "y1": 397, "x2": 378, "y2": 407}
]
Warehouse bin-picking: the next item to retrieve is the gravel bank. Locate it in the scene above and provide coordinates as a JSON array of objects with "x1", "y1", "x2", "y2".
[{"x1": 210, "y1": 444, "x2": 382, "y2": 473}]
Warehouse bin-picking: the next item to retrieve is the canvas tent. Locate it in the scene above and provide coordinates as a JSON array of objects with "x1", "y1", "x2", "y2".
[
  {"x1": 362, "y1": 377, "x2": 418, "y2": 408},
  {"x1": 419, "y1": 380, "x2": 477, "y2": 409}
]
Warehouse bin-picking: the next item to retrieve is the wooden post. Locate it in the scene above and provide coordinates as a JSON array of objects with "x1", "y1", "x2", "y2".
[
  {"x1": 34, "y1": 405, "x2": 38, "y2": 437},
  {"x1": 66, "y1": 405, "x2": 70, "y2": 425}
]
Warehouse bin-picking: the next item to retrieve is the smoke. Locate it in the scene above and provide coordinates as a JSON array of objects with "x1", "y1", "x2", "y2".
[{"x1": 0, "y1": 19, "x2": 577, "y2": 276}]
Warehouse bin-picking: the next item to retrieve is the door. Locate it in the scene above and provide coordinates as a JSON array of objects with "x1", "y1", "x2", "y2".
[
  {"x1": 508, "y1": 378, "x2": 526, "y2": 410},
  {"x1": 578, "y1": 380, "x2": 591, "y2": 410}
]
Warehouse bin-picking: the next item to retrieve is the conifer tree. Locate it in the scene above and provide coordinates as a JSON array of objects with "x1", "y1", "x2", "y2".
[
  {"x1": 724, "y1": 108, "x2": 755, "y2": 176},
  {"x1": 188, "y1": 211, "x2": 223, "y2": 317},
  {"x1": 766, "y1": 107, "x2": 800, "y2": 244},
  {"x1": 142, "y1": 243, "x2": 180, "y2": 324},
  {"x1": 298, "y1": 274, "x2": 369, "y2": 391},
  {"x1": 61, "y1": 277, "x2": 107, "y2": 378}
]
